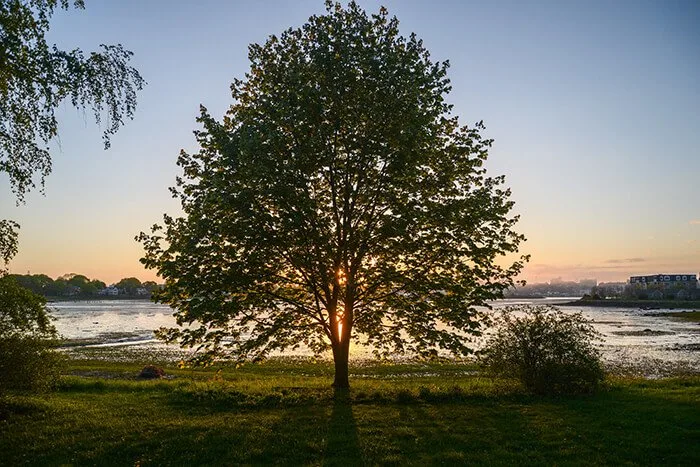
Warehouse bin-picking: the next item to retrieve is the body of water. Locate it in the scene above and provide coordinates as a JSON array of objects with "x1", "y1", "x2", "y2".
[{"x1": 51, "y1": 298, "x2": 699, "y2": 375}]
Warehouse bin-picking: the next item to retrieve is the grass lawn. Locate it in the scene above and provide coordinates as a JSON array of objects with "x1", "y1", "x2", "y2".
[
  {"x1": 663, "y1": 311, "x2": 700, "y2": 323},
  {"x1": 1, "y1": 359, "x2": 699, "y2": 465}
]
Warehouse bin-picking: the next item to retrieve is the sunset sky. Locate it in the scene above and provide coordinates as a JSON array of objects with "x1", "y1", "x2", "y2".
[{"x1": 1, "y1": 0, "x2": 698, "y2": 285}]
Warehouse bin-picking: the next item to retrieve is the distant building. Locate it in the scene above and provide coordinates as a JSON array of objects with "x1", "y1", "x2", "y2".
[
  {"x1": 629, "y1": 274, "x2": 698, "y2": 287},
  {"x1": 627, "y1": 274, "x2": 698, "y2": 300},
  {"x1": 98, "y1": 286, "x2": 120, "y2": 296}
]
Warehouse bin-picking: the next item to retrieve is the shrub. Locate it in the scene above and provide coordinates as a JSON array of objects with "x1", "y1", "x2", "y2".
[
  {"x1": 0, "y1": 275, "x2": 64, "y2": 393},
  {"x1": 479, "y1": 305, "x2": 604, "y2": 395},
  {"x1": 0, "y1": 336, "x2": 64, "y2": 392}
]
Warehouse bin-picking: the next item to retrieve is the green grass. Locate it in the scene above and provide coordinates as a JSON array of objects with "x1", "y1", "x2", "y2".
[
  {"x1": 663, "y1": 310, "x2": 700, "y2": 323},
  {"x1": 1, "y1": 359, "x2": 699, "y2": 465}
]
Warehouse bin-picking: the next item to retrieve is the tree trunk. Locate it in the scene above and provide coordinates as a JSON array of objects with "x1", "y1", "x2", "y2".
[
  {"x1": 332, "y1": 339, "x2": 350, "y2": 389},
  {"x1": 331, "y1": 288, "x2": 353, "y2": 389}
]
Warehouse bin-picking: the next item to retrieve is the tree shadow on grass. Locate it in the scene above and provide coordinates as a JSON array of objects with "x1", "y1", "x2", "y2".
[{"x1": 324, "y1": 388, "x2": 362, "y2": 466}]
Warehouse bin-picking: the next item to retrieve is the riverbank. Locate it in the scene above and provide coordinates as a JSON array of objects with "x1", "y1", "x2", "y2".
[
  {"x1": 46, "y1": 295, "x2": 152, "y2": 303},
  {"x1": 1, "y1": 359, "x2": 698, "y2": 465},
  {"x1": 560, "y1": 298, "x2": 700, "y2": 309},
  {"x1": 646, "y1": 310, "x2": 700, "y2": 323},
  {"x1": 46, "y1": 298, "x2": 700, "y2": 377}
]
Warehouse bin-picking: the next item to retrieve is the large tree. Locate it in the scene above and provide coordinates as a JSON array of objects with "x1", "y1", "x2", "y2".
[
  {"x1": 139, "y1": 1, "x2": 527, "y2": 388},
  {"x1": 1, "y1": 0, "x2": 145, "y2": 265}
]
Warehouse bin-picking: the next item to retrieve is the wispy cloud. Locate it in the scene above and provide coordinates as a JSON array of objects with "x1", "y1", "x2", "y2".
[
  {"x1": 690, "y1": 220, "x2": 700, "y2": 225},
  {"x1": 604, "y1": 258, "x2": 645, "y2": 264}
]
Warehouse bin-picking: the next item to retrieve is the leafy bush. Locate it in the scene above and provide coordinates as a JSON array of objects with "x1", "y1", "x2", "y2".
[
  {"x1": 0, "y1": 336, "x2": 63, "y2": 392},
  {"x1": 0, "y1": 275, "x2": 55, "y2": 336},
  {"x1": 479, "y1": 305, "x2": 604, "y2": 394},
  {"x1": 0, "y1": 275, "x2": 63, "y2": 393}
]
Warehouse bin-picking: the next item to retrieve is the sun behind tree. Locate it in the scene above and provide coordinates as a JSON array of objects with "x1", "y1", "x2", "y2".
[{"x1": 139, "y1": 1, "x2": 527, "y2": 389}]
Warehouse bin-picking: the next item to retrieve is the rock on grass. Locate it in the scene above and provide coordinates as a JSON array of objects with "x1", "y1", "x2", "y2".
[{"x1": 138, "y1": 365, "x2": 165, "y2": 379}]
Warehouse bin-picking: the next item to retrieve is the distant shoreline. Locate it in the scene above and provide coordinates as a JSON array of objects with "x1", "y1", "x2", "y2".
[
  {"x1": 46, "y1": 295, "x2": 152, "y2": 303},
  {"x1": 502, "y1": 295, "x2": 546, "y2": 299},
  {"x1": 559, "y1": 299, "x2": 700, "y2": 309}
]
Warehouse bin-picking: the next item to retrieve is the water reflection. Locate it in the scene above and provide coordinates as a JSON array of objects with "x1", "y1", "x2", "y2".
[{"x1": 51, "y1": 299, "x2": 699, "y2": 374}]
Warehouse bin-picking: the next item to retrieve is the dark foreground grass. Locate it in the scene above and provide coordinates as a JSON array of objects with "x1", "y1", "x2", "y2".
[{"x1": 1, "y1": 360, "x2": 699, "y2": 466}]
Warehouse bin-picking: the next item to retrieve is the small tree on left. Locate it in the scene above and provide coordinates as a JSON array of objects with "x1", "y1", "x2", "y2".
[
  {"x1": 1, "y1": 0, "x2": 145, "y2": 202},
  {"x1": 1, "y1": 0, "x2": 145, "y2": 251},
  {"x1": 0, "y1": 274, "x2": 63, "y2": 392},
  {"x1": 0, "y1": 1, "x2": 144, "y2": 391}
]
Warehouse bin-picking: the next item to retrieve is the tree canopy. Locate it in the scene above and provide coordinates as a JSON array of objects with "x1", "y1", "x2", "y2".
[
  {"x1": 139, "y1": 1, "x2": 527, "y2": 388},
  {"x1": 9, "y1": 272, "x2": 153, "y2": 297},
  {"x1": 114, "y1": 276, "x2": 141, "y2": 294},
  {"x1": 0, "y1": 274, "x2": 61, "y2": 393},
  {"x1": 1, "y1": 0, "x2": 145, "y2": 201},
  {"x1": 0, "y1": 274, "x2": 55, "y2": 338},
  {"x1": 0, "y1": 219, "x2": 18, "y2": 270}
]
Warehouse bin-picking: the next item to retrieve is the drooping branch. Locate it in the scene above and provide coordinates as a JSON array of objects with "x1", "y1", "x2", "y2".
[{"x1": 0, "y1": 1, "x2": 145, "y2": 201}]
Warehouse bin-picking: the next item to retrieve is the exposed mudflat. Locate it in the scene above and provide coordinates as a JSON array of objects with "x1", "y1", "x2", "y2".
[
  {"x1": 51, "y1": 298, "x2": 700, "y2": 377},
  {"x1": 611, "y1": 329, "x2": 676, "y2": 337}
]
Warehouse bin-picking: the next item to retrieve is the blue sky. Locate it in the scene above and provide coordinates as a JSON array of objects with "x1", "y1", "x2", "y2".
[{"x1": 1, "y1": 0, "x2": 698, "y2": 284}]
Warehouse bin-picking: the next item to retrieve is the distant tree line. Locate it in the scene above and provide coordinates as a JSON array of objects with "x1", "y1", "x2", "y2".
[
  {"x1": 588, "y1": 282, "x2": 700, "y2": 301},
  {"x1": 504, "y1": 281, "x2": 596, "y2": 298},
  {"x1": 511, "y1": 280, "x2": 699, "y2": 301},
  {"x1": 8, "y1": 273, "x2": 160, "y2": 298}
]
